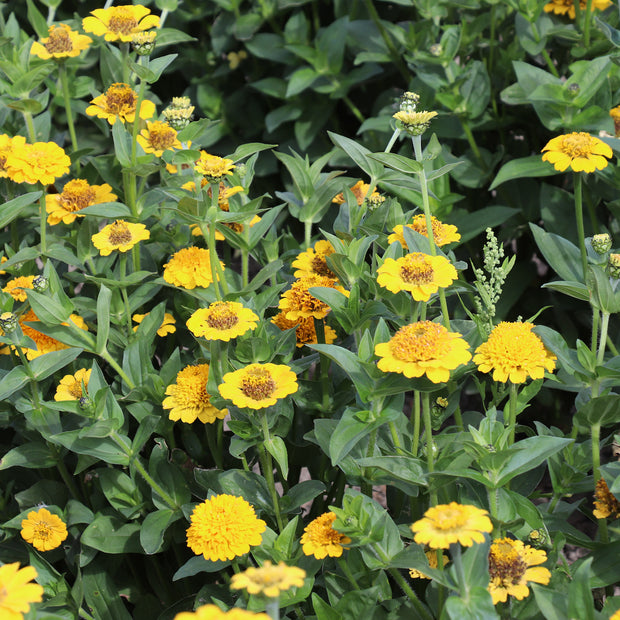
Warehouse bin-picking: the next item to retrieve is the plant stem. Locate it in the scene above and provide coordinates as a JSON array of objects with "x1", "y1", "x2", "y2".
[
  {"x1": 38, "y1": 185, "x2": 47, "y2": 255},
  {"x1": 573, "y1": 172, "x2": 588, "y2": 282},
  {"x1": 258, "y1": 410, "x2": 285, "y2": 531},
  {"x1": 450, "y1": 543, "x2": 468, "y2": 599},
  {"x1": 361, "y1": 427, "x2": 377, "y2": 497},
  {"x1": 507, "y1": 382, "x2": 519, "y2": 446},
  {"x1": 591, "y1": 307, "x2": 600, "y2": 355},
  {"x1": 583, "y1": 0, "x2": 594, "y2": 47},
  {"x1": 23, "y1": 110, "x2": 36, "y2": 141},
  {"x1": 387, "y1": 567, "x2": 433, "y2": 620},
  {"x1": 337, "y1": 557, "x2": 361, "y2": 590},
  {"x1": 58, "y1": 61, "x2": 80, "y2": 172},
  {"x1": 315, "y1": 318, "x2": 331, "y2": 410},
  {"x1": 119, "y1": 253, "x2": 134, "y2": 336},
  {"x1": 304, "y1": 219, "x2": 312, "y2": 249},
  {"x1": 597, "y1": 311, "x2": 610, "y2": 365},
  {"x1": 265, "y1": 598, "x2": 280, "y2": 620},
  {"x1": 385, "y1": 127, "x2": 400, "y2": 153},
  {"x1": 205, "y1": 422, "x2": 223, "y2": 470},
  {"x1": 422, "y1": 392, "x2": 437, "y2": 505},
  {"x1": 99, "y1": 349, "x2": 136, "y2": 390},
  {"x1": 411, "y1": 390, "x2": 421, "y2": 455}
]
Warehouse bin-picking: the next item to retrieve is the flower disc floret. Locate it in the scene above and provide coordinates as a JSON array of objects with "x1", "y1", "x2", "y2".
[
  {"x1": 186, "y1": 302, "x2": 258, "y2": 341},
  {"x1": 300, "y1": 512, "x2": 351, "y2": 559},
  {"x1": 411, "y1": 502, "x2": 493, "y2": 549},
  {"x1": 46, "y1": 179, "x2": 117, "y2": 225},
  {"x1": 137, "y1": 120, "x2": 181, "y2": 156},
  {"x1": 92, "y1": 220, "x2": 150, "y2": 255},
  {"x1": 5, "y1": 141, "x2": 70, "y2": 185},
  {"x1": 389, "y1": 215, "x2": 461, "y2": 248},
  {"x1": 83, "y1": 5, "x2": 160, "y2": 42},
  {"x1": 377, "y1": 252, "x2": 457, "y2": 301},
  {"x1": 473, "y1": 321, "x2": 556, "y2": 383},
  {"x1": 55, "y1": 368, "x2": 91, "y2": 401},
  {"x1": 230, "y1": 561, "x2": 306, "y2": 598},
  {"x1": 218, "y1": 363, "x2": 298, "y2": 410},
  {"x1": 186, "y1": 494, "x2": 266, "y2": 561},
  {"x1": 30, "y1": 24, "x2": 92, "y2": 59},
  {"x1": 163, "y1": 247, "x2": 224, "y2": 289},
  {"x1": 292, "y1": 240, "x2": 337, "y2": 278},
  {"x1": 3, "y1": 275, "x2": 35, "y2": 302},
  {"x1": 542, "y1": 132, "x2": 612, "y2": 172},
  {"x1": 279, "y1": 275, "x2": 349, "y2": 321},
  {"x1": 20, "y1": 507, "x2": 68, "y2": 551},
  {"x1": 488, "y1": 538, "x2": 550, "y2": 604},
  {"x1": 174, "y1": 605, "x2": 270, "y2": 620},
  {"x1": 0, "y1": 562, "x2": 43, "y2": 618},
  {"x1": 194, "y1": 151, "x2": 235, "y2": 180},
  {"x1": 86, "y1": 82, "x2": 155, "y2": 125},
  {"x1": 375, "y1": 321, "x2": 471, "y2": 383}
]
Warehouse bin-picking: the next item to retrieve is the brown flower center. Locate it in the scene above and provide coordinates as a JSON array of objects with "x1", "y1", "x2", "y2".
[
  {"x1": 399, "y1": 261, "x2": 433, "y2": 284},
  {"x1": 45, "y1": 26, "x2": 73, "y2": 53},
  {"x1": 107, "y1": 221, "x2": 133, "y2": 245},
  {"x1": 108, "y1": 7, "x2": 138, "y2": 35},
  {"x1": 58, "y1": 180, "x2": 97, "y2": 212},
  {"x1": 311, "y1": 255, "x2": 336, "y2": 278},
  {"x1": 69, "y1": 380, "x2": 84, "y2": 399},
  {"x1": 241, "y1": 368, "x2": 276, "y2": 401},
  {"x1": 561, "y1": 132, "x2": 593, "y2": 158},
  {"x1": 104, "y1": 83, "x2": 137, "y2": 114},
  {"x1": 147, "y1": 122, "x2": 177, "y2": 150},
  {"x1": 206, "y1": 303, "x2": 239, "y2": 330},
  {"x1": 489, "y1": 542, "x2": 527, "y2": 585}
]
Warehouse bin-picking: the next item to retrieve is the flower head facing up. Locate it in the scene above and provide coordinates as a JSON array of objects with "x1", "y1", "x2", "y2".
[
  {"x1": 0, "y1": 135, "x2": 26, "y2": 178},
  {"x1": 542, "y1": 132, "x2": 612, "y2": 173},
  {"x1": 278, "y1": 275, "x2": 349, "y2": 321},
  {"x1": 83, "y1": 5, "x2": 160, "y2": 42},
  {"x1": 389, "y1": 215, "x2": 461, "y2": 248},
  {"x1": 411, "y1": 502, "x2": 493, "y2": 549},
  {"x1": 3, "y1": 275, "x2": 35, "y2": 302},
  {"x1": 377, "y1": 253, "x2": 457, "y2": 301},
  {"x1": 30, "y1": 24, "x2": 92, "y2": 59},
  {"x1": 21, "y1": 507, "x2": 68, "y2": 551},
  {"x1": 375, "y1": 321, "x2": 472, "y2": 383},
  {"x1": 230, "y1": 561, "x2": 306, "y2": 598},
  {"x1": 409, "y1": 549, "x2": 449, "y2": 579},
  {"x1": 0, "y1": 562, "x2": 43, "y2": 618},
  {"x1": 137, "y1": 120, "x2": 181, "y2": 156},
  {"x1": 271, "y1": 313, "x2": 337, "y2": 348},
  {"x1": 163, "y1": 364, "x2": 227, "y2": 424},
  {"x1": 132, "y1": 312, "x2": 176, "y2": 336},
  {"x1": 300, "y1": 512, "x2": 351, "y2": 559},
  {"x1": 544, "y1": 0, "x2": 611, "y2": 19},
  {"x1": 593, "y1": 478, "x2": 620, "y2": 519},
  {"x1": 194, "y1": 151, "x2": 235, "y2": 181},
  {"x1": 163, "y1": 247, "x2": 224, "y2": 290},
  {"x1": 488, "y1": 537, "x2": 551, "y2": 604},
  {"x1": 46, "y1": 179, "x2": 117, "y2": 225},
  {"x1": 86, "y1": 83, "x2": 155, "y2": 125},
  {"x1": 91, "y1": 220, "x2": 150, "y2": 256},
  {"x1": 393, "y1": 110, "x2": 438, "y2": 136},
  {"x1": 186, "y1": 494, "x2": 266, "y2": 561},
  {"x1": 5, "y1": 141, "x2": 70, "y2": 185},
  {"x1": 186, "y1": 302, "x2": 258, "y2": 342},
  {"x1": 473, "y1": 321, "x2": 556, "y2": 384},
  {"x1": 292, "y1": 240, "x2": 337, "y2": 279},
  {"x1": 54, "y1": 368, "x2": 92, "y2": 401},
  {"x1": 218, "y1": 363, "x2": 298, "y2": 410},
  {"x1": 332, "y1": 180, "x2": 382, "y2": 206},
  {"x1": 174, "y1": 605, "x2": 270, "y2": 620}
]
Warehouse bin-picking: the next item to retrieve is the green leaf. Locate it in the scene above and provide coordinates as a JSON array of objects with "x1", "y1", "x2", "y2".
[
  {"x1": 81, "y1": 515, "x2": 142, "y2": 554},
  {"x1": 173, "y1": 556, "x2": 230, "y2": 581},
  {"x1": 265, "y1": 435, "x2": 288, "y2": 479},
  {"x1": 329, "y1": 132, "x2": 384, "y2": 178},
  {"x1": 444, "y1": 587, "x2": 498, "y2": 620},
  {"x1": 490, "y1": 155, "x2": 559, "y2": 189},
  {"x1": 0, "y1": 191, "x2": 40, "y2": 228},
  {"x1": 49, "y1": 432, "x2": 130, "y2": 465},
  {"x1": 96, "y1": 285, "x2": 111, "y2": 354},
  {"x1": 286, "y1": 66, "x2": 319, "y2": 97},
  {"x1": 29, "y1": 348, "x2": 82, "y2": 381},
  {"x1": 568, "y1": 558, "x2": 595, "y2": 620},
  {"x1": 148, "y1": 438, "x2": 190, "y2": 509},
  {"x1": 26, "y1": 0, "x2": 49, "y2": 38},
  {"x1": 542, "y1": 280, "x2": 590, "y2": 302},
  {"x1": 530, "y1": 223, "x2": 583, "y2": 282},
  {"x1": 79, "y1": 202, "x2": 132, "y2": 218},
  {"x1": 355, "y1": 456, "x2": 427, "y2": 493},
  {"x1": 280, "y1": 481, "x2": 325, "y2": 514},
  {"x1": 82, "y1": 564, "x2": 132, "y2": 620},
  {"x1": 0, "y1": 442, "x2": 57, "y2": 470},
  {"x1": 0, "y1": 366, "x2": 30, "y2": 400},
  {"x1": 575, "y1": 395, "x2": 620, "y2": 427},
  {"x1": 140, "y1": 509, "x2": 181, "y2": 554},
  {"x1": 112, "y1": 121, "x2": 132, "y2": 168},
  {"x1": 369, "y1": 151, "x2": 422, "y2": 175},
  {"x1": 328, "y1": 409, "x2": 390, "y2": 466}
]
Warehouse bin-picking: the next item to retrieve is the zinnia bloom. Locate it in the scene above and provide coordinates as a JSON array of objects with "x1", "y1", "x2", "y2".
[
  {"x1": 46, "y1": 179, "x2": 117, "y2": 225},
  {"x1": 0, "y1": 562, "x2": 43, "y2": 618},
  {"x1": 20, "y1": 507, "x2": 68, "y2": 551},
  {"x1": 163, "y1": 247, "x2": 223, "y2": 290},
  {"x1": 488, "y1": 538, "x2": 551, "y2": 604},
  {"x1": 593, "y1": 478, "x2": 620, "y2": 519},
  {"x1": 375, "y1": 321, "x2": 471, "y2": 383},
  {"x1": 377, "y1": 252, "x2": 457, "y2": 301},
  {"x1": 409, "y1": 549, "x2": 449, "y2": 579},
  {"x1": 82, "y1": 5, "x2": 160, "y2": 42},
  {"x1": 186, "y1": 302, "x2": 258, "y2": 342},
  {"x1": 54, "y1": 368, "x2": 92, "y2": 401},
  {"x1": 230, "y1": 561, "x2": 306, "y2": 598},
  {"x1": 91, "y1": 220, "x2": 150, "y2": 256},
  {"x1": 541, "y1": 132, "x2": 613, "y2": 172},
  {"x1": 30, "y1": 23, "x2": 92, "y2": 59},
  {"x1": 544, "y1": 0, "x2": 611, "y2": 19},
  {"x1": 218, "y1": 363, "x2": 298, "y2": 410},
  {"x1": 86, "y1": 82, "x2": 155, "y2": 125},
  {"x1": 411, "y1": 502, "x2": 493, "y2": 549},
  {"x1": 174, "y1": 605, "x2": 270, "y2": 620},
  {"x1": 137, "y1": 120, "x2": 182, "y2": 156},
  {"x1": 389, "y1": 214, "x2": 461, "y2": 248},
  {"x1": 3, "y1": 275, "x2": 35, "y2": 302},
  {"x1": 4, "y1": 141, "x2": 70, "y2": 185},
  {"x1": 132, "y1": 312, "x2": 176, "y2": 336},
  {"x1": 194, "y1": 151, "x2": 235, "y2": 180},
  {"x1": 163, "y1": 364, "x2": 227, "y2": 424},
  {"x1": 0, "y1": 135, "x2": 26, "y2": 178},
  {"x1": 393, "y1": 110, "x2": 438, "y2": 136},
  {"x1": 332, "y1": 180, "x2": 382, "y2": 206},
  {"x1": 300, "y1": 512, "x2": 351, "y2": 559},
  {"x1": 271, "y1": 312, "x2": 337, "y2": 347},
  {"x1": 292, "y1": 240, "x2": 337, "y2": 279},
  {"x1": 186, "y1": 494, "x2": 266, "y2": 561},
  {"x1": 473, "y1": 321, "x2": 556, "y2": 383},
  {"x1": 278, "y1": 275, "x2": 349, "y2": 321}
]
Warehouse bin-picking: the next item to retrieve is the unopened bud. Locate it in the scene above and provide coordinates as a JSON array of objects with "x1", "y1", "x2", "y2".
[
  {"x1": 430, "y1": 43, "x2": 442, "y2": 57},
  {"x1": 163, "y1": 97, "x2": 195, "y2": 130},
  {"x1": 567, "y1": 83, "x2": 580, "y2": 96},
  {"x1": 131, "y1": 31, "x2": 156, "y2": 56},
  {"x1": 0, "y1": 312, "x2": 18, "y2": 333},
  {"x1": 399, "y1": 91, "x2": 420, "y2": 113},
  {"x1": 527, "y1": 528, "x2": 549, "y2": 549},
  {"x1": 608, "y1": 253, "x2": 620, "y2": 278},
  {"x1": 79, "y1": 396, "x2": 93, "y2": 411},
  {"x1": 592, "y1": 233, "x2": 612, "y2": 255},
  {"x1": 367, "y1": 193, "x2": 386, "y2": 211},
  {"x1": 33, "y1": 275, "x2": 49, "y2": 292}
]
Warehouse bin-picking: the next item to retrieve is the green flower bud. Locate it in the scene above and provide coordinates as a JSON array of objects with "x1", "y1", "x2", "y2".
[
  {"x1": 430, "y1": 43, "x2": 442, "y2": 57},
  {"x1": 399, "y1": 91, "x2": 420, "y2": 113},
  {"x1": 567, "y1": 83, "x2": 580, "y2": 97},
  {"x1": 131, "y1": 31, "x2": 156, "y2": 56},
  {"x1": 0, "y1": 312, "x2": 18, "y2": 333},
  {"x1": 32, "y1": 275, "x2": 49, "y2": 292},
  {"x1": 608, "y1": 253, "x2": 620, "y2": 278},
  {"x1": 79, "y1": 396, "x2": 94, "y2": 411},
  {"x1": 592, "y1": 233, "x2": 612, "y2": 255}
]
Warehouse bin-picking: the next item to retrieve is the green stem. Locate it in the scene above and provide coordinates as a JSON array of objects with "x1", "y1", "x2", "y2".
[
  {"x1": 241, "y1": 247, "x2": 250, "y2": 288},
  {"x1": 530, "y1": 21, "x2": 559, "y2": 78},
  {"x1": 14, "y1": 344, "x2": 41, "y2": 410},
  {"x1": 450, "y1": 543, "x2": 468, "y2": 599},
  {"x1": 315, "y1": 318, "x2": 331, "y2": 410},
  {"x1": 411, "y1": 390, "x2": 421, "y2": 455},
  {"x1": 119, "y1": 254, "x2": 134, "y2": 336},
  {"x1": 547, "y1": 493, "x2": 561, "y2": 513},
  {"x1": 460, "y1": 118, "x2": 485, "y2": 169},
  {"x1": 386, "y1": 567, "x2": 433, "y2": 620},
  {"x1": 265, "y1": 598, "x2": 280, "y2": 620},
  {"x1": 53, "y1": 445, "x2": 81, "y2": 501},
  {"x1": 38, "y1": 184, "x2": 47, "y2": 255},
  {"x1": 205, "y1": 421, "x2": 223, "y2": 470},
  {"x1": 573, "y1": 173, "x2": 588, "y2": 282},
  {"x1": 388, "y1": 421, "x2": 404, "y2": 452},
  {"x1": 507, "y1": 382, "x2": 519, "y2": 446},
  {"x1": 100, "y1": 349, "x2": 136, "y2": 390},
  {"x1": 422, "y1": 392, "x2": 437, "y2": 505},
  {"x1": 58, "y1": 62, "x2": 80, "y2": 172},
  {"x1": 361, "y1": 427, "x2": 378, "y2": 497},
  {"x1": 304, "y1": 219, "x2": 312, "y2": 249},
  {"x1": 23, "y1": 110, "x2": 37, "y2": 141},
  {"x1": 597, "y1": 311, "x2": 610, "y2": 365},
  {"x1": 385, "y1": 127, "x2": 400, "y2": 153},
  {"x1": 583, "y1": 0, "x2": 594, "y2": 47},
  {"x1": 258, "y1": 410, "x2": 285, "y2": 531},
  {"x1": 337, "y1": 557, "x2": 361, "y2": 590},
  {"x1": 591, "y1": 307, "x2": 600, "y2": 355},
  {"x1": 121, "y1": 42, "x2": 130, "y2": 84}
]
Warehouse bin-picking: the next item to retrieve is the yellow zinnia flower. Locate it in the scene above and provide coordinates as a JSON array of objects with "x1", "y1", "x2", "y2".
[
  {"x1": 46, "y1": 179, "x2": 117, "y2": 225},
  {"x1": 0, "y1": 135, "x2": 26, "y2": 178},
  {"x1": 375, "y1": 321, "x2": 472, "y2": 383},
  {"x1": 186, "y1": 302, "x2": 258, "y2": 342},
  {"x1": 86, "y1": 82, "x2": 156, "y2": 125},
  {"x1": 0, "y1": 562, "x2": 43, "y2": 618},
  {"x1": 292, "y1": 240, "x2": 337, "y2": 279},
  {"x1": 593, "y1": 478, "x2": 620, "y2": 519},
  {"x1": 218, "y1": 363, "x2": 298, "y2": 410},
  {"x1": 393, "y1": 110, "x2": 438, "y2": 136},
  {"x1": 82, "y1": 5, "x2": 160, "y2": 42},
  {"x1": 389, "y1": 214, "x2": 461, "y2": 248},
  {"x1": 163, "y1": 364, "x2": 227, "y2": 424},
  {"x1": 132, "y1": 312, "x2": 176, "y2": 336},
  {"x1": 300, "y1": 512, "x2": 351, "y2": 559},
  {"x1": 30, "y1": 23, "x2": 92, "y2": 59},
  {"x1": 186, "y1": 494, "x2": 266, "y2": 561},
  {"x1": 163, "y1": 247, "x2": 224, "y2": 290},
  {"x1": 194, "y1": 151, "x2": 235, "y2": 180},
  {"x1": 137, "y1": 120, "x2": 182, "y2": 156},
  {"x1": 5, "y1": 141, "x2": 70, "y2": 185},
  {"x1": 473, "y1": 321, "x2": 556, "y2": 384},
  {"x1": 54, "y1": 368, "x2": 92, "y2": 401},
  {"x1": 411, "y1": 502, "x2": 493, "y2": 549},
  {"x1": 230, "y1": 561, "x2": 306, "y2": 598},
  {"x1": 91, "y1": 220, "x2": 150, "y2": 256},
  {"x1": 20, "y1": 507, "x2": 68, "y2": 551},
  {"x1": 377, "y1": 252, "x2": 457, "y2": 301},
  {"x1": 174, "y1": 605, "x2": 270, "y2": 620},
  {"x1": 3, "y1": 275, "x2": 35, "y2": 302},
  {"x1": 271, "y1": 312, "x2": 337, "y2": 347},
  {"x1": 611, "y1": 612, "x2": 620, "y2": 620},
  {"x1": 488, "y1": 538, "x2": 551, "y2": 604},
  {"x1": 279, "y1": 274, "x2": 349, "y2": 321},
  {"x1": 332, "y1": 180, "x2": 382, "y2": 206},
  {"x1": 543, "y1": 0, "x2": 611, "y2": 19},
  {"x1": 409, "y1": 549, "x2": 449, "y2": 579},
  {"x1": 541, "y1": 132, "x2": 613, "y2": 173}
]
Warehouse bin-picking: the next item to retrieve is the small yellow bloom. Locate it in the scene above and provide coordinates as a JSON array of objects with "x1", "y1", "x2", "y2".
[
  {"x1": 82, "y1": 5, "x2": 160, "y2": 42},
  {"x1": 46, "y1": 179, "x2": 117, "y2": 225},
  {"x1": 409, "y1": 549, "x2": 449, "y2": 579},
  {"x1": 54, "y1": 368, "x2": 91, "y2": 401},
  {"x1": 92, "y1": 220, "x2": 150, "y2": 256},
  {"x1": 194, "y1": 151, "x2": 235, "y2": 180},
  {"x1": 227, "y1": 50, "x2": 248, "y2": 70},
  {"x1": 21, "y1": 507, "x2": 68, "y2": 551},
  {"x1": 411, "y1": 502, "x2": 493, "y2": 549},
  {"x1": 544, "y1": 0, "x2": 611, "y2": 19},
  {"x1": 0, "y1": 563, "x2": 43, "y2": 618},
  {"x1": 300, "y1": 512, "x2": 351, "y2": 559},
  {"x1": 542, "y1": 132, "x2": 613, "y2": 173},
  {"x1": 393, "y1": 110, "x2": 438, "y2": 135},
  {"x1": 132, "y1": 312, "x2": 176, "y2": 336},
  {"x1": 593, "y1": 478, "x2": 620, "y2": 519},
  {"x1": 5, "y1": 141, "x2": 71, "y2": 185},
  {"x1": 0, "y1": 135, "x2": 26, "y2": 179},
  {"x1": 30, "y1": 23, "x2": 92, "y2": 59},
  {"x1": 278, "y1": 275, "x2": 349, "y2": 321},
  {"x1": 389, "y1": 215, "x2": 461, "y2": 248},
  {"x1": 332, "y1": 180, "x2": 382, "y2": 206},
  {"x1": 271, "y1": 313, "x2": 337, "y2": 347},
  {"x1": 3, "y1": 275, "x2": 35, "y2": 302},
  {"x1": 292, "y1": 240, "x2": 337, "y2": 279},
  {"x1": 611, "y1": 106, "x2": 620, "y2": 137},
  {"x1": 174, "y1": 605, "x2": 270, "y2": 620},
  {"x1": 186, "y1": 302, "x2": 258, "y2": 342},
  {"x1": 137, "y1": 120, "x2": 182, "y2": 156},
  {"x1": 163, "y1": 247, "x2": 224, "y2": 290},
  {"x1": 86, "y1": 82, "x2": 156, "y2": 125},
  {"x1": 230, "y1": 561, "x2": 306, "y2": 598},
  {"x1": 218, "y1": 363, "x2": 298, "y2": 410}
]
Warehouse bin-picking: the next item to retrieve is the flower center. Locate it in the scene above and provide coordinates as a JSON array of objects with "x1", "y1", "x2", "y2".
[
  {"x1": 108, "y1": 7, "x2": 138, "y2": 35},
  {"x1": 58, "y1": 180, "x2": 97, "y2": 212},
  {"x1": 69, "y1": 380, "x2": 84, "y2": 399},
  {"x1": 389, "y1": 321, "x2": 446, "y2": 362},
  {"x1": 104, "y1": 83, "x2": 137, "y2": 114},
  {"x1": 148, "y1": 122, "x2": 177, "y2": 150},
  {"x1": 433, "y1": 507, "x2": 468, "y2": 530},
  {"x1": 311, "y1": 255, "x2": 336, "y2": 278},
  {"x1": 45, "y1": 26, "x2": 73, "y2": 53},
  {"x1": 489, "y1": 542, "x2": 527, "y2": 585},
  {"x1": 32, "y1": 520, "x2": 55, "y2": 541},
  {"x1": 206, "y1": 302, "x2": 239, "y2": 330},
  {"x1": 399, "y1": 256, "x2": 434, "y2": 284},
  {"x1": 241, "y1": 368, "x2": 276, "y2": 401},
  {"x1": 107, "y1": 221, "x2": 133, "y2": 245},
  {"x1": 561, "y1": 132, "x2": 594, "y2": 157}
]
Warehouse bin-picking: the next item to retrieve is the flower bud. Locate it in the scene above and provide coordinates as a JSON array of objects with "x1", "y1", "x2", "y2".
[
  {"x1": 0, "y1": 312, "x2": 18, "y2": 333},
  {"x1": 592, "y1": 233, "x2": 612, "y2": 255},
  {"x1": 367, "y1": 193, "x2": 386, "y2": 211},
  {"x1": 608, "y1": 253, "x2": 620, "y2": 278},
  {"x1": 163, "y1": 97, "x2": 195, "y2": 130},
  {"x1": 567, "y1": 83, "x2": 580, "y2": 97},
  {"x1": 131, "y1": 31, "x2": 156, "y2": 56},
  {"x1": 429, "y1": 43, "x2": 442, "y2": 57},
  {"x1": 79, "y1": 396, "x2": 93, "y2": 411},
  {"x1": 33, "y1": 275, "x2": 49, "y2": 292},
  {"x1": 399, "y1": 91, "x2": 420, "y2": 113},
  {"x1": 527, "y1": 528, "x2": 549, "y2": 549}
]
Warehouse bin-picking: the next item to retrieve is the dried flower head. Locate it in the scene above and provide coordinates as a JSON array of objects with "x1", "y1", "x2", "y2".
[
  {"x1": 300, "y1": 512, "x2": 351, "y2": 559},
  {"x1": 30, "y1": 24, "x2": 92, "y2": 59},
  {"x1": 542, "y1": 132, "x2": 612, "y2": 173},
  {"x1": 593, "y1": 478, "x2": 620, "y2": 519}
]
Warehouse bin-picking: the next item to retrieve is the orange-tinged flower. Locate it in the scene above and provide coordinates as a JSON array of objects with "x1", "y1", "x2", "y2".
[
  {"x1": 46, "y1": 179, "x2": 117, "y2": 225},
  {"x1": 83, "y1": 5, "x2": 160, "y2": 42},
  {"x1": 54, "y1": 368, "x2": 92, "y2": 401},
  {"x1": 91, "y1": 220, "x2": 150, "y2": 255},
  {"x1": 230, "y1": 561, "x2": 306, "y2": 598},
  {"x1": 271, "y1": 312, "x2": 337, "y2": 347},
  {"x1": 300, "y1": 512, "x2": 351, "y2": 559},
  {"x1": 5, "y1": 141, "x2": 70, "y2": 185},
  {"x1": 163, "y1": 247, "x2": 223, "y2": 290},
  {"x1": 30, "y1": 23, "x2": 92, "y2": 59},
  {"x1": 593, "y1": 478, "x2": 620, "y2": 519},
  {"x1": 332, "y1": 180, "x2": 382, "y2": 205},
  {"x1": 279, "y1": 274, "x2": 349, "y2": 321},
  {"x1": 292, "y1": 240, "x2": 337, "y2": 279},
  {"x1": 186, "y1": 302, "x2": 258, "y2": 342},
  {"x1": 542, "y1": 132, "x2": 612, "y2": 173},
  {"x1": 3, "y1": 275, "x2": 35, "y2": 302},
  {"x1": 21, "y1": 507, "x2": 68, "y2": 551},
  {"x1": 137, "y1": 120, "x2": 181, "y2": 156},
  {"x1": 389, "y1": 214, "x2": 461, "y2": 248},
  {"x1": 544, "y1": 0, "x2": 611, "y2": 19},
  {"x1": 86, "y1": 82, "x2": 155, "y2": 125},
  {"x1": 0, "y1": 562, "x2": 43, "y2": 618}
]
